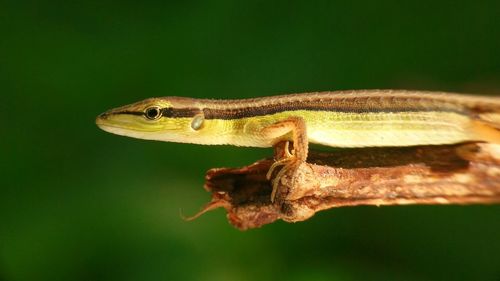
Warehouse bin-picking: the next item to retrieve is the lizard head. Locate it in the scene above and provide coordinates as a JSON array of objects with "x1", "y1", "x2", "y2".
[{"x1": 96, "y1": 97, "x2": 208, "y2": 143}]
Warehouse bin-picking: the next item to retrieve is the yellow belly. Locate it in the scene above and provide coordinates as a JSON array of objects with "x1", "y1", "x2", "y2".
[{"x1": 214, "y1": 110, "x2": 476, "y2": 148}]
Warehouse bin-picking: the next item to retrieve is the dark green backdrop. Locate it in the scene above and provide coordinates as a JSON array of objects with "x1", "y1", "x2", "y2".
[{"x1": 2, "y1": 1, "x2": 500, "y2": 281}]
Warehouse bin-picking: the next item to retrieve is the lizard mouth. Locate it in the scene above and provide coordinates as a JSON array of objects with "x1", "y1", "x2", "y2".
[{"x1": 95, "y1": 112, "x2": 152, "y2": 133}]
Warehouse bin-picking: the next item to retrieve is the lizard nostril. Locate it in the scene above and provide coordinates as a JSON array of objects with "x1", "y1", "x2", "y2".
[{"x1": 98, "y1": 112, "x2": 109, "y2": 119}]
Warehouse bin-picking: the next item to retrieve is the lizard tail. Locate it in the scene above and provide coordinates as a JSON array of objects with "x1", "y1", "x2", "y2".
[
  {"x1": 478, "y1": 113, "x2": 500, "y2": 129},
  {"x1": 471, "y1": 113, "x2": 500, "y2": 144}
]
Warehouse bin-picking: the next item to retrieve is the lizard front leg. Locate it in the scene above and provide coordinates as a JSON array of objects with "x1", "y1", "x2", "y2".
[{"x1": 260, "y1": 117, "x2": 309, "y2": 202}]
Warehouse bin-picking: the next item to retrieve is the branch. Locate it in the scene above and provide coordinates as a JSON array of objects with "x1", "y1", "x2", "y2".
[{"x1": 193, "y1": 143, "x2": 500, "y2": 230}]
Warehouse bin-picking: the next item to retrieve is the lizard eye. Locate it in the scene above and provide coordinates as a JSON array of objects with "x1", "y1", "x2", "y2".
[{"x1": 145, "y1": 106, "x2": 162, "y2": 120}]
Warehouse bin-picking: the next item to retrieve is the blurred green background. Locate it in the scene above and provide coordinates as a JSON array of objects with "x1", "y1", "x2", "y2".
[{"x1": 2, "y1": 1, "x2": 500, "y2": 280}]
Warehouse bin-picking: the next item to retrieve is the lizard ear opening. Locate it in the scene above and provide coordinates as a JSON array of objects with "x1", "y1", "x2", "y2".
[{"x1": 191, "y1": 114, "x2": 205, "y2": 130}]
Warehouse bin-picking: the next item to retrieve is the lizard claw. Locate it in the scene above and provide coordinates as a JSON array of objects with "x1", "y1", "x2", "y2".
[{"x1": 266, "y1": 141, "x2": 299, "y2": 202}]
